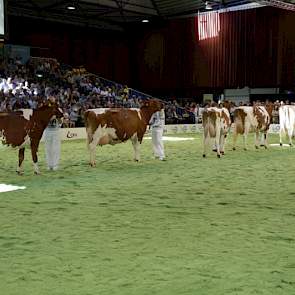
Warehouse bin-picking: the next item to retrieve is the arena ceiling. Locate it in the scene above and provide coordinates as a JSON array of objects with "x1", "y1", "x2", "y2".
[{"x1": 7, "y1": 0, "x2": 295, "y2": 31}]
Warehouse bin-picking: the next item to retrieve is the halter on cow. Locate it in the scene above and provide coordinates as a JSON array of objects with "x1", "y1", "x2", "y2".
[{"x1": 0, "y1": 101, "x2": 63, "y2": 175}]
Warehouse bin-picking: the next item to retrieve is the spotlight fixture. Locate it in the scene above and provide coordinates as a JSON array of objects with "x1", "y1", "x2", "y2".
[
  {"x1": 205, "y1": 1, "x2": 213, "y2": 9},
  {"x1": 142, "y1": 19, "x2": 149, "y2": 23},
  {"x1": 36, "y1": 71, "x2": 43, "y2": 78},
  {"x1": 67, "y1": 1, "x2": 76, "y2": 10}
]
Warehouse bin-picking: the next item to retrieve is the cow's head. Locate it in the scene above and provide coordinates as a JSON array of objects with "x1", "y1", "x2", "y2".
[
  {"x1": 141, "y1": 99, "x2": 164, "y2": 112},
  {"x1": 42, "y1": 100, "x2": 64, "y2": 119},
  {"x1": 265, "y1": 102, "x2": 274, "y2": 118},
  {"x1": 221, "y1": 100, "x2": 231, "y2": 112},
  {"x1": 34, "y1": 101, "x2": 64, "y2": 126}
]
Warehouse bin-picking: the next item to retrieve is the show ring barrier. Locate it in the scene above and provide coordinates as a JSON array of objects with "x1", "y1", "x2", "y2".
[{"x1": 43, "y1": 124, "x2": 281, "y2": 142}]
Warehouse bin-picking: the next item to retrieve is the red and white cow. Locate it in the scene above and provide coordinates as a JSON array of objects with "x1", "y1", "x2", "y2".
[
  {"x1": 0, "y1": 102, "x2": 63, "y2": 174},
  {"x1": 279, "y1": 105, "x2": 295, "y2": 146},
  {"x1": 84, "y1": 99, "x2": 164, "y2": 166},
  {"x1": 232, "y1": 104, "x2": 273, "y2": 150},
  {"x1": 202, "y1": 104, "x2": 231, "y2": 158}
]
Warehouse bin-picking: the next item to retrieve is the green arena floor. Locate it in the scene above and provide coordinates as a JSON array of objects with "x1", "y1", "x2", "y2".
[{"x1": 0, "y1": 134, "x2": 295, "y2": 295}]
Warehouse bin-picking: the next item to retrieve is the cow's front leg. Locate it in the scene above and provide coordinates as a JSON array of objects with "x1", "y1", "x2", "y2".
[
  {"x1": 131, "y1": 135, "x2": 140, "y2": 162},
  {"x1": 254, "y1": 131, "x2": 260, "y2": 149},
  {"x1": 89, "y1": 143, "x2": 96, "y2": 167},
  {"x1": 30, "y1": 141, "x2": 40, "y2": 175},
  {"x1": 279, "y1": 127, "x2": 284, "y2": 146},
  {"x1": 16, "y1": 148, "x2": 25, "y2": 175}
]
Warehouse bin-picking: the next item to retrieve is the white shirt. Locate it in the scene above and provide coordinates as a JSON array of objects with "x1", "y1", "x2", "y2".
[{"x1": 149, "y1": 110, "x2": 165, "y2": 129}]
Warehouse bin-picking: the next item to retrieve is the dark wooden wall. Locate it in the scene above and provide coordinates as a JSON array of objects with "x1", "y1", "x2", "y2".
[
  {"x1": 8, "y1": 17, "x2": 131, "y2": 85},
  {"x1": 7, "y1": 7, "x2": 295, "y2": 97}
]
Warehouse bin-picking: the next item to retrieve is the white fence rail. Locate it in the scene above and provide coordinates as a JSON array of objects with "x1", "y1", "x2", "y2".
[{"x1": 43, "y1": 124, "x2": 281, "y2": 141}]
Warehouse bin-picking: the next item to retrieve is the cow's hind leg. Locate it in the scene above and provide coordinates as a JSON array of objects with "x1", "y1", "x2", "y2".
[
  {"x1": 220, "y1": 134, "x2": 227, "y2": 155},
  {"x1": 242, "y1": 124, "x2": 251, "y2": 151},
  {"x1": 131, "y1": 135, "x2": 140, "y2": 162},
  {"x1": 17, "y1": 148, "x2": 25, "y2": 175},
  {"x1": 87, "y1": 126, "x2": 104, "y2": 167},
  {"x1": 287, "y1": 127, "x2": 294, "y2": 147},
  {"x1": 202, "y1": 132, "x2": 210, "y2": 158},
  {"x1": 232, "y1": 127, "x2": 238, "y2": 151},
  {"x1": 215, "y1": 126, "x2": 221, "y2": 158}
]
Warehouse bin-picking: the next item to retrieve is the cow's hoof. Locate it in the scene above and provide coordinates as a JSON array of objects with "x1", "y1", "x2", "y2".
[
  {"x1": 280, "y1": 143, "x2": 283, "y2": 146},
  {"x1": 243, "y1": 148, "x2": 247, "y2": 151},
  {"x1": 16, "y1": 171, "x2": 23, "y2": 176},
  {"x1": 255, "y1": 145, "x2": 259, "y2": 149},
  {"x1": 220, "y1": 151, "x2": 225, "y2": 155},
  {"x1": 289, "y1": 143, "x2": 293, "y2": 147},
  {"x1": 202, "y1": 154, "x2": 206, "y2": 158},
  {"x1": 134, "y1": 159, "x2": 139, "y2": 162},
  {"x1": 212, "y1": 149, "x2": 217, "y2": 152},
  {"x1": 217, "y1": 154, "x2": 221, "y2": 158},
  {"x1": 34, "y1": 171, "x2": 40, "y2": 175},
  {"x1": 264, "y1": 145, "x2": 268, "y2": 149},
  {"x1": 89, "y1": 162, "x2": 96, "y2": 167},
  {"x1": 233, "y1": 147, "x2": 236, "y2": 151}
]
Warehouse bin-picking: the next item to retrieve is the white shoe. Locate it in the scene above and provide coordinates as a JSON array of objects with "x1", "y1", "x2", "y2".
[{"x1": 48, "y1": 166, "x2": 58, "y2": 171}]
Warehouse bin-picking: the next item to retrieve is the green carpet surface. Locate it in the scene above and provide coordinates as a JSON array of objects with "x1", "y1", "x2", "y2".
[{"x1": 0, "y1": 134, "x2": 295, "y2": 295}]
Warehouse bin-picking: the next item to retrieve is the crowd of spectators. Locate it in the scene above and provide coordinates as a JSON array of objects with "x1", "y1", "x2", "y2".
[
  {"x1": 0, "y1": 57, "x2": 148, "y2": 127},
  {"x1": 0, "y1": 56, "x2": 200, "y2": 126},
  {"x1": 0, "y1": 56, "x2": 291, "y2": 126}
]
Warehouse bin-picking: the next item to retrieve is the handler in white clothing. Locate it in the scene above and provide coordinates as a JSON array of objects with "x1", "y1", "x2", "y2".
[
  {"x1": 149, "y1": 109, "x2": 166, "y2": 161},
  {"x1": 44, "y1": 117, "x2": 61, "y2": 171}
]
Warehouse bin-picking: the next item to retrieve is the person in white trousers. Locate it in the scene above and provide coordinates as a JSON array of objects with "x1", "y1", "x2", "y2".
[
  {"x1": 44, "y1": 117, "x2": 61, "y2": 171},
  {"x1": 149, "y1": 109, "x2": 166, "y2": 161},
  {"x1": 44, "y1": 96, "x2": 62, "y2": 171}
]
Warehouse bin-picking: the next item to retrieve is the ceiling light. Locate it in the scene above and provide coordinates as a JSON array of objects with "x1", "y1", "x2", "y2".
[
  {"x1": 142, "y1": 19, "x2": 149, "y2": 23},
  {"x1": 67, "y1": 4, "x2": 76, "y2": 10},
  {"x1": 205, "y1": 1, "x2": 213, "y2": 9}
]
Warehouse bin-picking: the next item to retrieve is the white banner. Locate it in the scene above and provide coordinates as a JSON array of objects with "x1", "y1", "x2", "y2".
[{"x1": 50, "y1": 124, "x2": 280, "y2": 141}]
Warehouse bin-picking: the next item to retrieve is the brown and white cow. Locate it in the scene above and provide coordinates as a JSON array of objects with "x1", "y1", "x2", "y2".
[
  {"x1": 84, "y1": 99, "x2": 164, "y2": 166},
  {"x1": 202, "y1": 104, "x2": 231, "y2": 158},
  {"x1": 232, "y1": 103, "x2": 273, "y2": 150},
  {"x1": 0, "y1": 102, "x2": 63, "y2": 174},
  {"x1": 279, "y1": 105, "x2": 295, "y2": 146}
]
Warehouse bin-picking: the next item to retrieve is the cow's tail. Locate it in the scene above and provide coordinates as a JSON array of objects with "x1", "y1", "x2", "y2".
[
  {"x1": 203, "y1": 111, "x2": 216, "y2": 138},
  {"x1": 233, "y1": 109, "x2": 245, "y2": 134}
]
